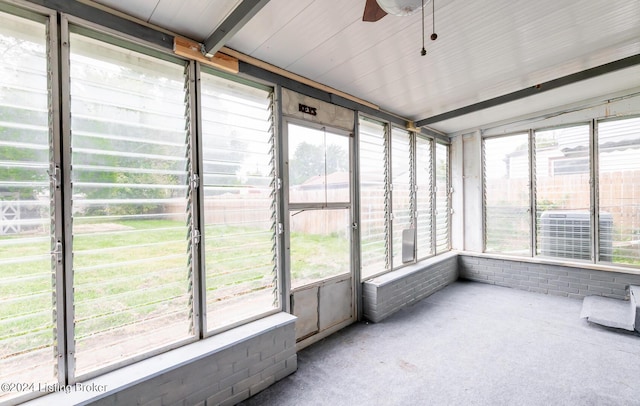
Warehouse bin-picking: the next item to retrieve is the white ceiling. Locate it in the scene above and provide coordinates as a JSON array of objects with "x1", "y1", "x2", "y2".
[{"x1": 90, "y1": 0, "x2": 640, "y2": 134}]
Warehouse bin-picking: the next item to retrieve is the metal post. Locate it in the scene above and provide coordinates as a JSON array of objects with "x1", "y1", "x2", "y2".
[
  {"x1": 590, "y1": 119, "x2": 600, "y2": 263},
  {"x1": 275, "y1": 86, "x2": 290, "y2": 313},
  {"x1": 188, "y1": 61, "x2": 204, "y2": 338},
  {"x1": 432, "y1": 138, "x2": 438, "y2": 255},
  {"x1": 385, "y1": 123, "x2": 393, "y2": 269},
  {"x1": 45, "y1": 6, "x2": 68, "y2": 385},
  {"x1": 352, "y1": 112, "x2": 363, "y2": 320},
  {"x1": 58, "y1": 14, "x2": 76, "y2": 383},
  {"x1": 529, "y1": 129, "x2": 536, "y2": 257}
]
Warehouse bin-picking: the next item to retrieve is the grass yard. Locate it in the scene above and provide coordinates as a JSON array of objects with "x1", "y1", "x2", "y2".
[
  {"x1": 290, "y1": 230, "x2": 350, "y2": 287},
  {"x1": 0, "y1": 218, "x2": 351, "y2": 363}
]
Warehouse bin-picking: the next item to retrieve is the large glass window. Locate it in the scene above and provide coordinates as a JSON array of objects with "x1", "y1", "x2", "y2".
[
  {"x1": 358, "y1": 117, "x2": 388, "y2": 279},
  {"x1": 357, "y1": 116, "x2": 449, "y2": 279},
  {"x1": 288, "y1": 123, "x2": 350, "y2": 204},
  {"x1": 416, "y1": 136, "x2": 433, "y2": 259},
  {"x1": 358, "y1": 116, "x2": 449, "y2": 279},
  {"x1": 287, "y1": 123, "x2": 351, "y2": 289},
  {"x1": 598, "y1": 117, "x2": 640, "y2": 266},
  {"x1": 435, "y1": 143, "x2": 450, "y2": 253},
  {"x1": 200, "y1": 71, "x2": 278, "y2": 331},
  {"x1": 484, "y1": 118, "x2": 640, "y2": 269},
  {"x1": 391, "y1": 127, "x2": 412, "y2": 267},
  {"x1": 0, "y1": 10, "x2": 55, "y2": 402},
  {"x1": 535, "y1": 125, "x2": 592, "y2": 260},
  {"x1": 484, "y1": 134, "x2": 530, "y2": 254},
  {"x1": 69, "y1": 33, "x2": 193, "y2": 376}
]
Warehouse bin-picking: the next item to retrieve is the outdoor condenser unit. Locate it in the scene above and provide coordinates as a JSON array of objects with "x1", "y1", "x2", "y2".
[{"x1": 539, "y1": 211, "x2": 613, "y2": 261}]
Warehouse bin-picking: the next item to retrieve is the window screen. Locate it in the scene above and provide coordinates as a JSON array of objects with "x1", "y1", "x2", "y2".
[
  {"x1": 535, "y1": 125, "x2": 591, "y2": 260},
  {"x1": 0, "y1": 11, "x2": 56, "y2": 401},
  {"x1": 358, "y1": 117, "x2": 388, "y2": 279},
  {"x1": 484, "y1": 134, "x2": 530, "y2": 255},
  {"x1": 199, "y1": 72, "x2": 278, "y2": 331},
  {"x1": 598, "y1": 117, "x2": 640, "y2": 265},
  {"x1": 69, "y1": 33, "x2": 193, "y2": 376}
]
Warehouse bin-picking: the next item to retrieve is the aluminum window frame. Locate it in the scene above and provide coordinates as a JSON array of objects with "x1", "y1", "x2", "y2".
[
  {"x1": 482, "y1": 116, "x2": 640, "y2": 270},
  {"x1": 594, "y1": 114, "x2": 640, "y2": 267},
  {"x1": 357, "y1": 113, "x2": 450, "y2": 281},
  {"x1": 415, "y1": 133, "x2": 434, "y2": 261},
  {"x1": 197, "y1": 65, "x2": 281, "y2": 337},
  {"x1": 0, "y1": 2, "x2": 63, "y2": 403},
  {"x1": 357, "y1": 114, "x2": 391, "y2": 281},
  {"x1": 389, "y1": 124, "x2": 413, "y2": 269},
  {"x1": 60, "y1": 15, "x2": 199, "y2": 382},
  {"x1": 434, "y1": 140, "x2": 452, "y2": 254},
  {"x1": 533, "y1": 122, "x2": 593, "y2": 263},
  {"x1": 482, "y1": 131, "x2": 532, "y2": 256}
]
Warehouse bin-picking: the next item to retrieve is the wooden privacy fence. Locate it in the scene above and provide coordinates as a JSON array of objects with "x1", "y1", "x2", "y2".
[
  {"x1": 486, "y1": 170, "x2": 640, "y2": 234},
  {"x1": 165, "y1": 188, "x2": 399, "y2": 236}
]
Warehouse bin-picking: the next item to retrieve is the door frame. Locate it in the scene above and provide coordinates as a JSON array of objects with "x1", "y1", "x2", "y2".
[{"x1": 282, "y1": 116, "x2": 358, "y2": 348}]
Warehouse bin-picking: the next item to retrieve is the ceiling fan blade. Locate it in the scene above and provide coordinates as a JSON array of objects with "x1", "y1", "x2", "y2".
[{"x1": 363, "y1": 0, "x2": 387, "y2": 22}]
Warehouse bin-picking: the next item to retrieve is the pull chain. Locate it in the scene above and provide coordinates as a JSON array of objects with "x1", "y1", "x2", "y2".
[
  {"x1": 431, "y1": 0, "x2": 438, "y2": 41},
  {"x1": 420, "y1": 0, "x2": 426, "y2": 56}
]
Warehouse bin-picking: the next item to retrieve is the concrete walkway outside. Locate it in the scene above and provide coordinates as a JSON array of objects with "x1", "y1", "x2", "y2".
[{"x1": 239, "y1": 280, "x2": 640, "y2": 406}]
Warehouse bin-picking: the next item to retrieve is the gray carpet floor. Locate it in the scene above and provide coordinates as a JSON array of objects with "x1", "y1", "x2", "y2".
[{"x1": 238, "y1": 280, "x2": 640, "y2": 406}]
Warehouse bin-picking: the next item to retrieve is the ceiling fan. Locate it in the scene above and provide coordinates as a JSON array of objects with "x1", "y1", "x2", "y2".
[
  {"x1": 362, "y1": 0, "x2": 438, "y2": 55},
  {"x1": 362, "y1": 0, "x2": 429, "y2": 22}
]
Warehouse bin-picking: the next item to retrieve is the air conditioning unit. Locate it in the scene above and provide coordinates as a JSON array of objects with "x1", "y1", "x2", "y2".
[{"x1": 540, "y1": 211, "x2": 613, "y2": 261}]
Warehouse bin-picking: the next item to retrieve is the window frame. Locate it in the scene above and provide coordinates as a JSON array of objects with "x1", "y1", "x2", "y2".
[
  {"x1": 357, "y1": 115, "x2": 391, "y2": 280},
  {"x1": 595, "y1": 114, "x2": 640, "y2": 266},
  {"x1": 482, "y1": 131, "x2": 533, "y2": 256},
  {"x1": 36, "y1": 11, "x2": 286, "y2": 385},
  {"x1": 533, "y1": 122, "x2": 593, "y2": 262},
  {"x1": 62, "y1": 16, "x2": 200, "y2": 382},
  {"x1": 482, "y1": 117, "x2": 640, "y2": 270},
  {"x1": 197, "y1": 65, "x2": 280, "y2": 336},
  {"x1": 415, "y1": 133, "x2": 434, "y2": 261},
  {"x1": 357, "y1": 113, "x2": 451, "y2": 281},
  {"x1": 0, "y1": 2, "x2": 62, "y2": 403},
  {"x1": 390, "y1": 124, "x2": 413, "y2": 269},
  {"x1": 435, "y1": 140, "x2": 451, "y2": 254}
]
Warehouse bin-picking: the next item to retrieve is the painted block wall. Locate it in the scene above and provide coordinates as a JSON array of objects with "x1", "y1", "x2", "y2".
[
  {"x1": 458, "y1": 254, "x2": 640, "y2": 300},
  {"x1": 24, "y1": 314, "x2": 297, "y2": 406},
  {"x1": 362, "y1": 253, "x2": 459, "y2": 322}
]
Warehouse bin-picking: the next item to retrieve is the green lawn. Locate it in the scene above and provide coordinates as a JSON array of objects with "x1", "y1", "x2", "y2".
[
  {"x1": 290, "y1": 231, "x2": 350, "y2": 286},
  {"x1": 0, "y1": 219, "x2": 349, "y2": 357}
]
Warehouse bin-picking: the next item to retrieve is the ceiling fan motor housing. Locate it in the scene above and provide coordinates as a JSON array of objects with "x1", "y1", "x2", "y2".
[{"x1": 376, "y1": 0, "x2": 429, "y2": 16}]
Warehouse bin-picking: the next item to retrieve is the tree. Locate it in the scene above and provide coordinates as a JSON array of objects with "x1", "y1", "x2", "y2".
[{"x1": 289, "y1": 141, "x2": 347, "y2": 186}]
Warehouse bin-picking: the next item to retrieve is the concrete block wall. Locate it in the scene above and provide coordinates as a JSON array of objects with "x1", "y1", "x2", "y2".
[
  {"x1": 459, "y1": 254, "x2": 640, "y2": 300},
  {"x1": 362, "y1": 252, "x2": 458, "y2": 322},
  {"x1": 25, "y1": 313, "x2": 296, "y2": 406}
]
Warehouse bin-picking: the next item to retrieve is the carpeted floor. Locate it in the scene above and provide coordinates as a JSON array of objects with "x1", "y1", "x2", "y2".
[{"x1": 238, "y1": 280, "x2": 640, "y2": 406}]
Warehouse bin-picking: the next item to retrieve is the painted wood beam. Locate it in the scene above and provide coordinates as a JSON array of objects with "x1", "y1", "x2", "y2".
[
  {"x1": 415, "y1": 53, "x2": 640, "y2": 127},
  {"x1": 203, "y1": 0, "x2": 270, "y2": 57}
]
